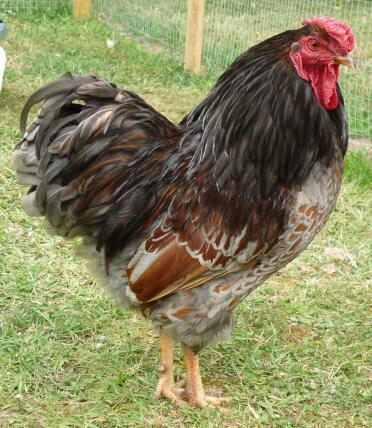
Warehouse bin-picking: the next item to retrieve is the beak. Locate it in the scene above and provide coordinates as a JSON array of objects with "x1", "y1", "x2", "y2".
[{"x1": 335, "y1": 53, "x2": 356, "y2": 68}]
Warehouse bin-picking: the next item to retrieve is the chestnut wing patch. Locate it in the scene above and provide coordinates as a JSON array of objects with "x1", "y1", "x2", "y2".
[
  {"x1": 127, "y1": 241, "x2": 211, "y2": 302},
  {"x1": 127, "y1": 184, "x2": 291, "y2": 302}
]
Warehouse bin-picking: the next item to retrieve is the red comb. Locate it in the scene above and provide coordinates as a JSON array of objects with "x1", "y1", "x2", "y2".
[{"x1": 302, "y1": 16, "x2": 354, "y2": 52}]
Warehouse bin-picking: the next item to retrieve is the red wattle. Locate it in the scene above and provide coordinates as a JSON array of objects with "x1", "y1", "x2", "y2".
[
  {"x1": 290, "y1": 51, "x2": 340, "y2": 110},
  {"x1": 308, "y1": 63, "x2": 339, "y2": 110}
]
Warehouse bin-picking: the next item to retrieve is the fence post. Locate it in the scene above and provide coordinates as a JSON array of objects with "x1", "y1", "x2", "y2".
[
  {"x1": 72, "y1": 0, "x2": 92, "y2": 19},
  {"x1": 184, "y1": 0, "x2": 205, "y2": 75}
]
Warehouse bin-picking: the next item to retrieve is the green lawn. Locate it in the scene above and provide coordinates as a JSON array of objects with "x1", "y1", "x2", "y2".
[{"x1": 0, "y1": 13, "x2": 371, "y2": 428}]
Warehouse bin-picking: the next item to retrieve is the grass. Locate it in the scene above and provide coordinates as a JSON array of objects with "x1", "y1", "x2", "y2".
[{"x1": 0, "y1": 12, "x2": 371, "y2": 428}]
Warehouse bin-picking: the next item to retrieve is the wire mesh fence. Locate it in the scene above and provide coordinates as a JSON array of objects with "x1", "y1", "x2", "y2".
[
  {"x1": 93, "y1": 1, "x2": 187, "y2": 63},
  {"x1": 93, "y1": 0, "x2": 372, "y2": 141},
  {"x1": 0, "y1": 0, "x2": 69, "y2": 14}
]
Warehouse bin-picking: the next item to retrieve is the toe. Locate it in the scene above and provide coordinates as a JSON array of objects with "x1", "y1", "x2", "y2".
[
  {"x1": 154, "y1": 378, "x2": 187, "y2": 405},
  {"x1": 187, "y1": 394, "x2": 231, "y2": 408},
  {"x1": 205, "y1": 395, "x2": 231, "y2": 406}
]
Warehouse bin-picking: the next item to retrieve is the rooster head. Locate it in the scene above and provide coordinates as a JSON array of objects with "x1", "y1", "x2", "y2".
[{"x1": 290, "y1": 16, "x2": 354, "y2": 110}]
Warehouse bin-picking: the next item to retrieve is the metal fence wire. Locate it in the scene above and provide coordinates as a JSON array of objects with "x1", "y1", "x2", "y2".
[
  {"x1": 93, "y1": 0, "x2": 372, "y2": 141},
  {"x1": 0, "y1": 0, "x2": 70, "y2": 13},
  {"x1": 1, "y1": 1, "x2": 371, "y2": 141}
]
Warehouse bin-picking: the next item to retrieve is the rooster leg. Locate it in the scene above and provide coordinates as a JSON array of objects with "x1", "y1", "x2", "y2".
[
  {"x1": 154, "y1": 329, "x2": 185, "y2": 403},
  {"x1": 183, "y1": 345, "x2": 231, "y2": 408}
]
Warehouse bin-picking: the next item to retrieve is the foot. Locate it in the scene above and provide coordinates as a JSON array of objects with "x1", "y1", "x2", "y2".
[
  {"x1": 185, "y1": 387, "x2": 231, "y2": 408},
  {"x1": 154, "y1": 366, "x2": 186, "y2": 405},
  {"x1": 188, "y1": 394, "x2": 231, "y2": 408}
]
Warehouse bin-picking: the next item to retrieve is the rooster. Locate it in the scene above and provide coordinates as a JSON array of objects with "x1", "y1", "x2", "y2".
[{"x1": 13, "y1": 17, "x2": 354, "y2": 407}]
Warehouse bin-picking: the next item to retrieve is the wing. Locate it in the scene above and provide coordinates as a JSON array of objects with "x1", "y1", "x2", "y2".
[{"x1": 127, "y1": 175, "x2": 293, "y2": 303}]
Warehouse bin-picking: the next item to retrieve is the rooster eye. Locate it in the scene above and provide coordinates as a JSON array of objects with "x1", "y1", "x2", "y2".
[{"x1": 309, "y1": 40, "x2": 320, "y2": 50}]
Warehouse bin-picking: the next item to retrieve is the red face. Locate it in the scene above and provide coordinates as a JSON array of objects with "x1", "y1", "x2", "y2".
[
  {"x1": 293, "y1": 35, "x2": 353, "y2": 68},
  {"x1": 289, "y1": 17, "x2": 354, "y2": 110}
]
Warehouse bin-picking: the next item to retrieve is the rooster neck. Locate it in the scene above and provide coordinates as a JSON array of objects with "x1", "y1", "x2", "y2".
[{"x1": 181, "y1": 30, "x2": 347, "y2": 201}]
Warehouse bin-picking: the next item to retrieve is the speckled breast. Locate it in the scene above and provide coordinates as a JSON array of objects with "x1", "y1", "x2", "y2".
[
  {"x1": 225, "y1": 155, "x2": 344, "y2": 309},
  {"x1": 146, "y1": 155, "x2": 343, "y2": 350}
]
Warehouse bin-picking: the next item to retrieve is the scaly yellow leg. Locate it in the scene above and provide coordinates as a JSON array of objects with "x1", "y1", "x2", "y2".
[
  {"x1": 183, "y1": 345, "x2": 231, "y2": 408},
  {"x1": 154, "y1": 330, "x2": 184, "y2": 403}
]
